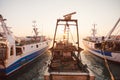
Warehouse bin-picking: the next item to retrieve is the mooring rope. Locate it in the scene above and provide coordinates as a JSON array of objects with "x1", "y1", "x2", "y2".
[{"x1": 102, "y1": 42, "x2": 115, "y2": 80}]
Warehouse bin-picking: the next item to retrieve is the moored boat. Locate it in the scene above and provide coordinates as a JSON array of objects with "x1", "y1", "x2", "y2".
[
  {"x1": 83, "y1": 18, "x2": 120, "y2": 63},
  {"x1": 44, "y1": 12, "x2": 95, "y2": 80},
  {"x1": 0, "y1": 15, "x2": 51, "y2": 76}
]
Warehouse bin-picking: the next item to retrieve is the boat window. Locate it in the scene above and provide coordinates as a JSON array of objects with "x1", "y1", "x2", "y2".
[
  {"x1": 23, "y1": 47, "x2": 25, "y2": 51},
  {"x1": 95, "y1": 43, "x2": 102, "y2": 49},
  {"x1": 36, "y1": 45, "x2": 38, "y2": 48},
  {"x1": 16, "y1": 47, "x2": 22, "y2": 56},
  {"x1": 10, "y1": 46, "x2": 14, "y2": 56}
]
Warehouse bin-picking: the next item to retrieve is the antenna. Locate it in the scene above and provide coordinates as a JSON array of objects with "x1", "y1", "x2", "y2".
[
  {"x1": 92, "y1": 24, "x2": 97, "y2": 38},
  {"x1": 32, "y1": 20, "x2": 39, "y2": 37},
  {"x1": 63, "y1": 12, "x2": 76, "y2": 20}
]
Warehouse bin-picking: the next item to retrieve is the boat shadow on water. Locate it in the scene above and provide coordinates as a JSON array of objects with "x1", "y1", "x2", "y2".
[
  {"x1": 0, "y1": 51, "x2": 51, "y2": 80},
  {"x1": 82, "y1": 50, "x2": 120, "y2": 80}
]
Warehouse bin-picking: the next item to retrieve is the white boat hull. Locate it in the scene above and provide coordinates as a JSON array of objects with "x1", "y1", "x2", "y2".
[
  {"x1": 0, "y1": 40, "x2": 51, "y2": 76},
  {"x1": 83, "y1": 40, "x2": 120, "y2": 63}
]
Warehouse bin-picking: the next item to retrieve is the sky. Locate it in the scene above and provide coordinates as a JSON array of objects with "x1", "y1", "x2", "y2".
[{"x1": 0, "y1": 0, "x2": 120, "y2": 39}]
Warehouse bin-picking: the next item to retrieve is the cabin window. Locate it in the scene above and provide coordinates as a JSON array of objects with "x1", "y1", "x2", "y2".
[
  {"x1": 16, "y1": 47, "x2": 22, "y2": 55},
  {"x1": 23, "y1": 47, "x2": 25, "y2": 51},
  {"x1": 10, "y1": 46, "x2": 14, "y2": 56},
  {"x1": 36, "y1": 45, "x2": 38, "y2": 48}
]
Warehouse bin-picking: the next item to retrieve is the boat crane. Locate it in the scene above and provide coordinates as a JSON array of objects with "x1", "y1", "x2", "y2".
[
  {"x1": 106, "y1": 18, "x2": 120, "y2": 40},
  {"x1": 52, "y1": 12, "x2": 82, "y2": 58}
]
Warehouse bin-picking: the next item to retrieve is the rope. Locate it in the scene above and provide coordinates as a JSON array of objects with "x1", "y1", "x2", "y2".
[
  {"x1": 102, "y1": 42, "x2": 115, "y2": 80},
  {"x1": 104, "y1": 58, "x2": 115, "y2": 80},
  {"x1": 69, "y1": 29, "x2": 76, "y2": 44}
]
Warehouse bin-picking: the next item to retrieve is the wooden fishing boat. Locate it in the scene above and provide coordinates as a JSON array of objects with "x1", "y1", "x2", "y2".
[{"x1": 44, "y1": 12, "x2": 95, "y2": 80}]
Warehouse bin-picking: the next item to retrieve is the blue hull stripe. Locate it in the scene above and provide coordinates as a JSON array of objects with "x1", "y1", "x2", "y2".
[
  {"x1": 0, "y1": 47, "x2": 48, "y2": 75},
  {"x1": 94, "y1": 49, "x2": 112, "y2": 56},
  {"x1": 84, "y1": 43, "x2": 112, "y2": 56}
]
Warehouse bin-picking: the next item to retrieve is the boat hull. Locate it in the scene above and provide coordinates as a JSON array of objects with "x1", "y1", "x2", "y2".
[
  {"x1": 0, "y1": 46, "x2": 48, "y2": 76},
  {"x1": 83, "y1": 40, "x2": 120, "y2": 63}
]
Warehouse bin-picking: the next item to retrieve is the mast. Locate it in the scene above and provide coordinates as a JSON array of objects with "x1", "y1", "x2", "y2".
[
  {"x1": 92, "y1": 24, "x2": 97, "y2": 39},
  {"x1": 63, "y1": 22, "x2": 69, "y2": 44},
  {"x1": 0, "y1": 14, "x2": 15, "y2": 44},
  {"x1": 32, "y1": 20, "x2": 39, "y2": 40},
  {"x1": 0, "y1": 14, "x2": 16, "y2": 58}
]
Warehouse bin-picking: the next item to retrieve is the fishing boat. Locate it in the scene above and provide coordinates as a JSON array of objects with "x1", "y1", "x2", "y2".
[
  {"x1": 0, "y1": 15, "x2": 51, "y2": 76},
  {"x1": 83, "y1": 18, "x2": 120, "y2": 63},
  {"x1": 44, "y1": 12, "x2": 95, "y2": 80}
]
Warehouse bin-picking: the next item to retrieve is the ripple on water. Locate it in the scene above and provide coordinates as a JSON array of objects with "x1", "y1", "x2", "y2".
[
  {"x1": 81, "y1": 50, "x2": 120, "y2": 80},
  {"x1": 1, "y1": 50, "x2": 120, "y2": 80}
]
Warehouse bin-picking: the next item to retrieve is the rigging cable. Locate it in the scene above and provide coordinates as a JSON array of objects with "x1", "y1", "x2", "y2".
[{"x1": 69, "y1": 28, "x2": 76, "y2": 44}]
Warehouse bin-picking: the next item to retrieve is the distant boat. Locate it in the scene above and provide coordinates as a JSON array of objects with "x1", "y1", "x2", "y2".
[
  {"x1": 0, "y1": 15, "x2": 51, "y2": 76},
  {"x1": 44, "y1": 12, "x2": 95, "y2": 80},
  {"x1": 83, "y1": 18, "x2": 120, "y2": 63}
]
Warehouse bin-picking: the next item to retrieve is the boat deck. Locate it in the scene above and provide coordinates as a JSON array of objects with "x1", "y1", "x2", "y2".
[{"x1": 49, "y1": 55, "x2": 87, "y2": 73}]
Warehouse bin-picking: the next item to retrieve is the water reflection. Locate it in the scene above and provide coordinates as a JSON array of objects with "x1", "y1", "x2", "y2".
[{"x1": 81, "y1": 50, "x2": 120, "y2": 80}]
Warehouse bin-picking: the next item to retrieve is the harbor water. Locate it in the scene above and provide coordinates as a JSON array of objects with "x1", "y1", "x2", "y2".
[{"x1": 0, "y1": 50, "x2": 120, "y2": 80}]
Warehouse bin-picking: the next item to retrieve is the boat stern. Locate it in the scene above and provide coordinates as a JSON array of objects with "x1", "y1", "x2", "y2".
[{"x1": 44, "y1": 67, "x2": 95, "y2": 80}]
